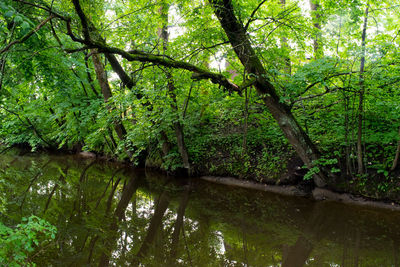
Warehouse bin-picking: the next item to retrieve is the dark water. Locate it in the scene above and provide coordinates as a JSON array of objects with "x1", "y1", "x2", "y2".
[{"x1": 1, "y1": 152, "x2": 400, "y2": 266}]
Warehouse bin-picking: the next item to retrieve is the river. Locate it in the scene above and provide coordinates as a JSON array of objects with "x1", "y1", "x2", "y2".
[{"x1": 1, "y1": 152, "x2": 400, "y2": 266}]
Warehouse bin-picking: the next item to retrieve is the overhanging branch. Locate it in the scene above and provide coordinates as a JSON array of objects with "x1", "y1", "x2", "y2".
[{"x1": 95, "y1": 44, "x2": 243, "y2": 94}]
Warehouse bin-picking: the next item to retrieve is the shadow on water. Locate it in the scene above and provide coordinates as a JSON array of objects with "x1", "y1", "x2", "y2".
[{"x1": 1, "y1": 152, "x2": 400, "y2": 266}]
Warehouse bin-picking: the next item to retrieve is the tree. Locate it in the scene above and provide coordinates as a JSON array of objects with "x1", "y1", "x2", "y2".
[{"x1": 1, "y1": 0, "x2": 400, "y2": 189}]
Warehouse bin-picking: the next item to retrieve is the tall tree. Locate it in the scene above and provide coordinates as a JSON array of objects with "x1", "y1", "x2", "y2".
[
  {"x1": 309, "y1": 0, "x2": 323, "y2": 59},
  {"x1": 91, "y1": 50, "x2": 133, "y2": 159},
  {"x1": 159, "y1": 1, "x2": 191, "y2": 174},
  {"x1": 208, "y1": 0, "x2": 330, "y2": 186},
  {"x1": 356, "y1": 6, "x2": 369, "y2": 174}
]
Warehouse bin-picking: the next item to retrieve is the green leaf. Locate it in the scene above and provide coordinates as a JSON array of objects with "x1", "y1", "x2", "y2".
[
  {"x1": 14, "y1": 15, "x2": 23, "y2": 24},
  {"x1": 21, "y1": 21, "x2": 30, "y2": 30},
  {"x1": 4, "y1": 11, "x2": 14, "y2": 18}
]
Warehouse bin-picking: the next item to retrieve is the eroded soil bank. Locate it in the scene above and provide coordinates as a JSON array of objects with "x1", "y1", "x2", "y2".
[{"x1": 200, "y1": 176, "x2": 400, "y2": 211}]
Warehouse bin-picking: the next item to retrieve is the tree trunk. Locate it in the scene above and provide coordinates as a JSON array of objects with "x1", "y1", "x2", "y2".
[
  {"x1": 391, "y1": 127, "x2": 400, "y2": 171},
  {"x1": 280, "y1": 0, "x2": 291, "y2": 74},
  {"x1": 91, "y1": 50, "x2": 133, "y2": 159},
  {"x1": 357, "y1": 7, "x2": 369, "y2": 175},
  {"x1": 309, "y1": 0, "x2": 323, "y2": 59},
  {"x1": 210, "y1": 0, "x2": 329, "y2": 187},
  {"x1": 159, "y1": 2, "x2": 191, "y2": 174}
]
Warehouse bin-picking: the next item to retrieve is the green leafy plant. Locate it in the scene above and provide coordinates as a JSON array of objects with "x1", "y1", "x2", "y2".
[
  {"x1": 0, "y1": 216, "x2": 57, "y2": 266},
  {"x1": 304, "y1": 157, "x2": 339, "y2": 181}
]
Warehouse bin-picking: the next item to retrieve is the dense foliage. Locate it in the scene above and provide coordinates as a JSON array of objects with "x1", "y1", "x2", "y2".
[
  {"x1": 0, "y1": 0, "x2": 400, "y2": 195},
  {"x1": 0, "y1": 216, "x2": 56, "y2": 266}
]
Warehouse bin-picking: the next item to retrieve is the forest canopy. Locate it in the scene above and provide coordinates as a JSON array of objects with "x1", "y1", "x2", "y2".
[{"x1": 1, "y1": 0, "x2": 400, "y2": 194}]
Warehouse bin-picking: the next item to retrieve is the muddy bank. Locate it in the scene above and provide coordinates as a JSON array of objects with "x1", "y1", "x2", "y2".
[
  {"x1": 200, "y1": 176, "x2": 308, "y2": 197},
  {"x1": 201, "y1": 176, "x2": 400, "y2": 211}
]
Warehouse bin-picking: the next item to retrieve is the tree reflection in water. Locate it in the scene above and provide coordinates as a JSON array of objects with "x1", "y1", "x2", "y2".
[{"x1": 1, "y1": 152, "x2": 400, "y2": 266}]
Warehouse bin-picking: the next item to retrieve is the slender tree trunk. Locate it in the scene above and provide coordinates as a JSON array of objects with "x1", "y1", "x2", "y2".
[
  {"x1": 0, "y1": 56, "x2": 6, "y2": 91},
  {"x1": 242, "y1": 87, "x2": 249, "y2": 155},
  {"x1": 159, "y1": 2, "x2": 191, "y2": 174},
  {"x1": 357, "y1": 7, "x2": 369, "y2": 174},
  {"x1": 210, "y1": 0, "x2": 330, "y2": 187},
  {"x1": 91, "y1": 50, "x2": 133, "y2": 159},
  {"x1": 280, "y1": 0, "x2": 291, "y2": 74},
  {"x1": 309, "y1": 0, "x2": 323, "y2": 59},
  {"x1": 391, "y1": 126, "x2": 400, "y2": 171},
  {"x1": 343, "y1": 91, "x2": 352, "y2": 175},
  {"x1": 83, "y1": 52, "x2": 100, "y2": 97}
]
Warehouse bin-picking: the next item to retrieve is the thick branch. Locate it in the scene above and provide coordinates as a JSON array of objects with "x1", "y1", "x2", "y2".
[
  {"x1": 14, "y1": 0, "x2": 243, "y2": 94},
  {"x1": 105, "y1": 53, "x2": 135, "y2": 89},
  {"x1": 71, "y1": 0, "x2": 91, "y2": 41},
  {"x1": 95, "y1": 44, "x2": 242, "y2": 94}
]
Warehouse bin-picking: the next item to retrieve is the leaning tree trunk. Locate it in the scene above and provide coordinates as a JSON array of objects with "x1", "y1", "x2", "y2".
[
  {"x1": 210, "y1": 0, "x2": 330, "y2": 187},
  {"x1": 91, "y1": 50, "x2": 133, "y2": 159}
]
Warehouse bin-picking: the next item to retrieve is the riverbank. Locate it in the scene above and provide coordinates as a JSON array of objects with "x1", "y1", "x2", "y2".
[
  {"x1": 200, "y1": 175, "x2": 400, "y2": 211},
  {"x1": 70, "y1": 149, "x2": 400, "y2": 211},
  {"x1": 2, "y1": 145, "x2": 400, "y2": 210},
  {"x1": 79, "y1": 149, "x2": 400, "y2": 211}
]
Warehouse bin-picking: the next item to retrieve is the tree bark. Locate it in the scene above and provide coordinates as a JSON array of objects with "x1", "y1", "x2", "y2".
[
  {"x1": 209, "y1": 0, "x2": 329, "y2": 187},
  {"x1": 391, "y1": 126, "x2": 400, "y2": 171},
  {"x1": 357, "y1": 7, "x2": 369, "y2": 175},
  {"x1": 105, "y1": 53, "x2": 136, "y2": 90},
  {"x1": 91, "y1": 50, "x2": 133, "y2": 158},
  {"x1": 159, "y1": 2, "x2": 191, "y2": 174},
  {"x1": 280, "y1": 0, "x2": 291, "y2": 74},
  {"x1": 309, "y1": 0, "x2": 323, "y2": 59}
]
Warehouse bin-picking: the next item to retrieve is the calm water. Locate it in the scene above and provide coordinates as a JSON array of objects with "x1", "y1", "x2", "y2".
[{"x1": 1, "y1": 152, "x2": 400, "y2": 266}]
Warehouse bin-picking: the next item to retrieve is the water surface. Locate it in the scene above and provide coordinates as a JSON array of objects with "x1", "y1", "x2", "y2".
[{"x1": 1, "y1": 152, "x2": 400, "y2": 266}]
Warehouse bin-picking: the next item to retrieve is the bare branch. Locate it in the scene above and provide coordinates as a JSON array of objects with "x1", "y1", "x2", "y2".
[
  {"x1": 299, "y1": 71, "x2": 358, "y2": 97},
  {"x1": 244, "y1": 0, "x2": 268, "y2": 31}
]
